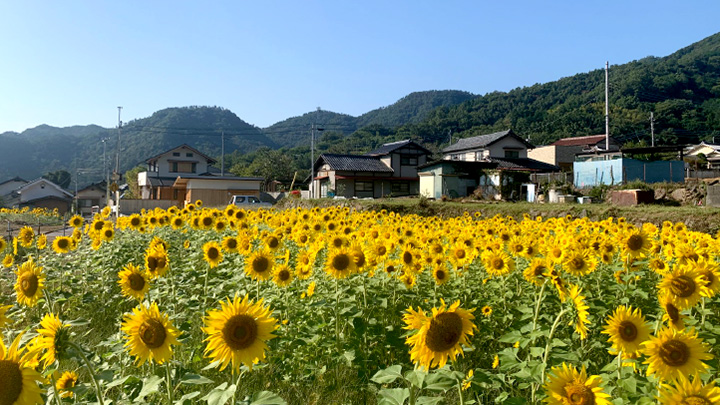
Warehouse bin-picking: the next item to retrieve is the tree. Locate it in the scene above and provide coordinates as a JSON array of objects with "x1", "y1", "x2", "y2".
[
  {"x1": 123, "y1": 166, "x2": 145, "y2": 199},
  {"x1": 43, "y1": 170, "x2": 72, "y2": 189}
]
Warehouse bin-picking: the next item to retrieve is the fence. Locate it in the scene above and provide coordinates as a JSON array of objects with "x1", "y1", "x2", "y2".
[
  {"x1": 530, "y1": 172, "x2": 572, "y2": 185},
  {"x1": 686, "y1": 170, "x2": 720, "y2": 179}
]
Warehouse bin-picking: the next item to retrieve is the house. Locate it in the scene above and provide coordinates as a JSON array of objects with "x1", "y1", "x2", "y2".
[
  {"x1": 137, "y1": 144, "x2": 263, "y2": 208},
  {"x1": 528, "y1": 135, "x2": 621, "y2": 170},
  {"x1": 684, "y1": 142, "x2": 720, "y2": 169},
  {"x1": 0, "y1": 177, "x2": 28, "y2": 206},
  {"x1": 76, "y1": 181, "x2": 107, "y2": 216},
  {"x1": 15, "y1": 178, "x2": 73, "y2": 214},
  {"x1": 418, "y1": 129, "x2": 559, "y2": 200},
  {"x1": 138, "y1": 144, "x2": 217, "y2": 200},
  {"x1": 310, "y1": 139, "x2": 431, "y2": 198},
  {"x1": 573, "y1": 158, "x2": 684, "y2": 188}
]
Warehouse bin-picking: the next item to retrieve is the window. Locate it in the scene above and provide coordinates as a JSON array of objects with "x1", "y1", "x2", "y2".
[
  {"x1": 186, "y1": 153, "x2": 194, "y2": 157},
  {"x1": 170, "y1": 162, "x2": 194, "y2": 173},
  {"x1": 391, "y1": 182, "x2": 409, "y2": 194},
  {"x1": 451, "y1": 154, "x2": 461, "y2": 161},
  {"x1": 401, "y1": 155, "x2": 418, "y2": 165},
  {"x1": 171, "y1": 162, "x2": 178, "y2": 172},
  {"x1": 504, "y1": 150, "x2": 520, "y2": 158},
  {"x1": 172, "y1": 152, "x2": 180, "y2": 156},
  {"x1": 356, "y1": 181, "x2": 373, "y2": 192}
]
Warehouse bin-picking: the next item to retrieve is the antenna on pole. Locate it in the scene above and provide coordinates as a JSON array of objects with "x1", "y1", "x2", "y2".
[
  {"x1": 650, "y1": 112, "x2": 655, "y2": 147},
  {"x1": 605, "y1": 61, "x2": 610, "y2": 151}
]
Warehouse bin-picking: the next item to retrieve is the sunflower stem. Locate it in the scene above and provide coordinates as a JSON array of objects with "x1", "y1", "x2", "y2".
[
  {"x1": 165, "y1": 362, "x2": 173, "y2": 404},
  {"x1": 700, "y1": 297, "x2": 707, "y2": 330},
  {"x1": 231, "y1": 369, "x2": 244, "y2": 404},
  {"x1": 50, "y1": 372, "x2": 63, "y2": 405},
  {"x1": 540, "y1": 308, "x2": 568, "y2": 384},
  {"x1": 70, "y1": 342, "x2": 105, "y2": 405}
]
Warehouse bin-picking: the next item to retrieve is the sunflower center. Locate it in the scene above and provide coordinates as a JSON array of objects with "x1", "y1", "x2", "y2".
[
  {"x1": 268, "y1": 237, "x2": 279, "y2": 249},
  {"x1": 299, "y1": 235, "x2": 308, "y2": 243},
  {"x1": 682, "y1": 396, "x2": 711, "y2": 405},
  {"x1": 157, "y1": 257, "x2": 167, "y2": 269},
  {"x1": 424, "y1": 312, "x2": 464, "y2": 352},
  {"x1": 354, "y1": 251, "x2": 366, "y2": 267},
  {"x1": 147, "y1": 257, "x2": 158, "y2": 271},
  {"x1": 618, "y1": 321, "x2": 638, "y2": 341},
  {"x1": 492, "y1": 258, "x2": 504, "y2": 270},
  {"x1": 455, "y1": 249, "x2": 466, "y2": 260},
  {"x1": 402, "y1": 251, "x2": 413, "y2": 264},
  {"x1": 57, "y1": 238, "x2": 69, "y2": 249},
  {"x1": 0, "y1": 359, "x2": 23, "y2": 405},
  {"x1": 659, "y1": 339, "x2": 690, "y2": 367},
  {"x1": 278, "y1": 269, "x2": 291, "y2": 281},
  {"x1": 571, "y1": 257, "x2": 585, "y2": 270},
  {"x1": 436, "y1": 270, "x2": 446, "y2": 280},
  {"x1": 700, "y1": 271, "x2": 715, "y2": 287},
  {"x1": 377, "y1": 246, "x2": 387, "y2": 256},
  {"x1": 131, "y1": 217, "x2": 141, "y2": 226},
  {"x1": 533, "y1": 265, "x2": 546, "y2": 276},
  {"x1": 139, "y1": 319, "x2": 167, "y2": 349},
  {"x1": 670, "y1": 275, "x2": 696, "y2": 298},
  {"x1": 332, "y1": 254, "x2": 351, "y2": 271},
  {"x1": 129, "y1": 273, "x2": 145, "y2": 291},
  {"x1": 202, "y1": 217, "x2": 212, "y2": 227},
  {"x1": 564, "y1": 381, "x2": 596, "y2": 405},
  {"x1": 21, "y1": 274, "x2": 39, "y2": 297},
  {"x1": 252, "y1": 257, "x2": 269, "y2": 273},
  {"x1": 226, "y1": 239, "x2": 237, "y2": 249},
  {"x1": 627, "y1": 235, "x2": 643, "y2": 251},
  {"x1": 665, "y1": 302, "x2": 681, "y2": 322},
  {"x1": 222, "y1": 314, "x2": 258, "y2": 350},
  {"x1": 208, "y1": 247, "x2": 219, "y2": 260},
  {"x1": 332, "y1": 238, "x2": 343, "y2": 248}
]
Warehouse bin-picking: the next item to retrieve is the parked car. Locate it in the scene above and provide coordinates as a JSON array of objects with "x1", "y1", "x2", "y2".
[{"x1": 229, "y1": 195, "x2": 272, "y2": 208}]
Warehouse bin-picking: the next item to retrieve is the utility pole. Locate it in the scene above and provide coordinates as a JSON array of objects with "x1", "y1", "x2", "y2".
[
  {"x1": 102, "y1": 138, "x2": 110, "y2": 207},
  {"x1": 448, "y1": 129, "x2": 452, "y2": 146},
  {"x1": 221, "y1": 131, "x2": 225, "y2": 176},
  {"x1": 605, "y1": 61, "x2": 610, "y2": 151},
  {"x1": 650, "y1": 112, "x2": 655, "y2": 147},
  {"x1": 310, "y1": 107, "x2": 320, "y2": 199},
  {"x1": 114, "y1": 106, "x2": 122, "y2": 219}
]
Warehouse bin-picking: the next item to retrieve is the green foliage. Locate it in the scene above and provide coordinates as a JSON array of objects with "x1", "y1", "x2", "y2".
[
  {"x1": 43, "y1": 170, "x2": 72, "y2": 189},
  {"x1": 123, "y1": 166, "x2": 145, "y2": 199}
]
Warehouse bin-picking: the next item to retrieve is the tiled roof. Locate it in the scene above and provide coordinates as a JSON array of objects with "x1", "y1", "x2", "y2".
[
  {"x1": 365, "y1": 140, "x2": 431, "y2": 156},
  {"x1": 318, "y1": 154, "x2": 393, "y2": 173},
  {"x1": 489, "y1": 157, "x2": 560, "y2": 172},
  {"x1": 442, "y1": 129, "x2": 534, "y2": 153},
  {"x1": 551, "y1": 135, "x2": 608, "y2": 147}
]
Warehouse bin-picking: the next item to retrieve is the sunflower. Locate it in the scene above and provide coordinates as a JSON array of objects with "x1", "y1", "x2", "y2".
[
  {"x1": 55, "y1": 370, "x2": 79, "y2": 399},
  {"x1": 301, "y1": 281, "x2": 316, "y2": 299},
  {"x1": 14, "y1": 259, "x2": 45, "y2": 307},
  {"x1": 568, "y1": 285, "x2": 590, "y2": 340},
  {"x1": 117, "y1": 264, "x2": 151, "y2": 301},
  {"x1": 325, "y1": 247, "x2": 358, "y2": 279},
  {"x1": 657, "y1": 265, "x2": 710, "y2": 310},
  {"x1": 482, "y1": 250, "x2": 514, "y2": 277},
  {"x1": 403, "y1": 300, "x2": 476, "y2": 370},
  {"x1": 272, "y1": 264, "x2": 294, "y2": 287},
  {"x1": 0, "y1": 333, "x2": 45, "y2": 405},
  {"x1": 52, "y1": 236, "x2": 73, "y2": 254},
  {"x1": 245, "y1": 248, "x2": 275, "y2": 281},
  {"x1": 202, "y1": 294, "x2": 278, "y2": 372},
  {"x1": 601, "y1": 305, "x2": 650, "y2": 357},
  {"x1": 101, "y1": 227, "x2": 115, "y2": 242},
  {"x1": 121, "y1": 303, "x2": 181, "y2": 365},
  {"x1": 620, "y1": 228, "x2": 651, "y2": 260},
  {"x1": 35, "y1": 234, "x2": 47, "y2": 251},
  {"x1": 543, "y1": 363, "x2": 611, "y2": 405},
  {"x1": 68, "y1": 215, "x2": 84, "y2": 228},
  {"x1": 0, "y1": 304, "x2": 13, "y2": 333},
  {"x1": 481, "y1": 306, "x2": 492, "y2": 317},
  {"x1": 642, "y1": 327, "x2": 712, "y2": 381},
  {"x1": 34, "y1": 313, "x2": 71, "y2": 369},
  {"x1": 18, "y1": 226, "x2": 34, "y2": 248},
  {"x1": 561, "y1": 248, "x2": 598, "y2": 277},
  {"x1": 3, "y1": 253, "x2": 14, "y2": 268},
  {"x1": 659, "y1": 293, "x2": 686, "y2": 331},
  {"x1": 222, "y1": 236, "x2": 239, "y2": 254},
  {"x1": 203, "y1": 241, "x2": 224, "y2": 269},
  {"x1": 523, "y1": 258, "x2": 551, "y2": 286},
  {"x1": 170, "y1": 216, "x2": 185, "y2": 230},
  {"x1": 657, "y1": 376, "x2": 720, "y2": 405},
  {"x1": 432, "y1": 266, "x2": 451, "y2": 285},
  {"x1": 0, "y1": 237, "x2": 6, "y2": 252},
  {"x1": 145, "y1": 246, "x2": 170, "y2": 279},
  {"x1": 689, "y1": 258, "x2": 720, "y2": 297},
  {"x1": 128, "y1": 214, "x2": 143, "y2": 230}
]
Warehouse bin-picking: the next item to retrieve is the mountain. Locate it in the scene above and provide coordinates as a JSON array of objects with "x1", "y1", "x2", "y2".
[{"x1": 263, "y1": 90, "x2": 476, "y2": 148}]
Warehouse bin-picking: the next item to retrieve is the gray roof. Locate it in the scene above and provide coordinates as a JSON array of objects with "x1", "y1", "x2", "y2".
[
  {"x1": 316, "y1": 154, "x2": 393, "y2": 173},
  {"x1": 365, "y1": 139, "x2": 431, "y2": 156},
  {"x1": 489, "y1": 157, "x2": 560, "y2": 172},
  {"x1": 442, "y1": 129, "x2": 534, "y2": 153}
]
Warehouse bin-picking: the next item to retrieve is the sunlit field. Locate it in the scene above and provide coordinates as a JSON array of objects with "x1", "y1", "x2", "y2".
[{"x1": 1, "y1": 203, "x2": 719, "y2": 404}]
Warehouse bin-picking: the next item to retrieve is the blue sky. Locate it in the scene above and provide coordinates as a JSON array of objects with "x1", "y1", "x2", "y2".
[{"x1": 0, "y1": 1, "x2": 718, "y2": 133}]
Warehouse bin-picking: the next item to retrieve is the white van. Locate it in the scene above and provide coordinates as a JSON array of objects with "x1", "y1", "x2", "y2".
[{"x1": 229, "y1": 195, "x2": 272, "y2": 208}]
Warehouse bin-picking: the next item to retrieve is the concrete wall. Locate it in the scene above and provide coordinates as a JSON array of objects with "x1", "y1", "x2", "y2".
[
  {"x1": 487, "y1": 136, "x2": 529, "y2": 158},
  {"x1": 527, "y1": 146, "x2": 557, "y2": 166},
  {"x1": 706, "y1": 184, "x2": 720, "y2": 207},
  {"x1": 574, "y1": 158, "x2": 685, "y2": 188}
]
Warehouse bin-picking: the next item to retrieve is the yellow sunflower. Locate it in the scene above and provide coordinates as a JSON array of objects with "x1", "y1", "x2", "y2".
[
  {"x1": 432, "y1": 265, "x2": 451, "y2": 285},
  {"x1": 403, "y1": 300, "x2": 476, "y2": 370},
  {"x1": 117, "y1": 264, "x2": 151, "y2": 301},
  {"x1": 245, "y1": 248, "x2": 275, "y2": 281},
  {"x1": 0, "y1": 304, "x2": 13, "y2": 334},
  {"x1": 568, "y1": 285, "x2": 590, "y2": 340},
  {"x1": 121, "y1": 303, "x2": 181, "y2": 365},
  {"x1": 202, "y1": 294, "x2": 278, "y2": 372},
  {"x1": 14, "y1": 259, "x2": 46, "y2": 307},
  {"x1": 68, "y1": 215, "x2": 84, "y2": 228},
  {"x1": 18, "y1": 226, "x2": 34, "y2": 248},
  {"x1": 482, "y1": 249, "x2": 515, "y2": 277},
  {"x1": 221, "y1": 236, "x2": 239, "y2": 254},
  {"x1": 659, "y1": 293, "x2": 686, "y2": 331},
  {"x1": 642, "y1": 327, "x2": 712, "y2": 381},
  {"x1": 0, "y1": 332, "x2": 45, "y2": 405},
  {"x1": 34, "y1": 313, "x2": 71, "y2": 369},
  {"x1": 561, "y1": 248, "x2": 598, "y2": 277},
  {"x1": 543, "y1": 363, "x2": 611, "y2": 405},
  {"x1": 325, "y1": 247, "x2": 358, "y2": 279},
  {"x1": 145, "y1": 246, "x2": 170, "y2": 279},
  {"x1": 35, "y1": 235, "x2": 47, "y2": 250},
  {"x1": 203, "y1": 241, "x2": 224, "y2": 269},
  {"x1": 690, "y1": 258, "x2": 720, "y2": 297},
  {"x1": 3, "y1": 253, "x2": 14, "y2": 268},
  {"x1": 620, "y1": 228, "x2": 651, "y2": 260},
  {"x1": 272, "y1": 264, "x2": 294, "y2": 287},
  {"x1": 55, "y1": 370, "x2": 79, "y2": 399},
  {"x1": 523, "y1": 258, "x2": 551, "y2": 286},
  {"x1": 0, "y1": 237, "x2": 6, "y2": 252},
  {"x1": 481, "y1": 306, "x2": 492, "y2": 317},
  {"x1": 52, "y1": 236, "x2": 73, "y2": 254},
  {"x1": 601, "y1": 305, "x2": 650, "y2": 357},
  {"x1": 301, "y1": 281, "x2": 316, "y2": 299},
  {"x1": 657, "y1": 265, "x2": 710, "y2": 310},
  {"x1": 657, "y1": 376, "x2": 720, "y2": 405}
]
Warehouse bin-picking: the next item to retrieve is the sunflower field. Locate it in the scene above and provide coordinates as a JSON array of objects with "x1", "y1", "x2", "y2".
[{"x1": 1, "y1": 203, "x2": 720, "y2": 404}]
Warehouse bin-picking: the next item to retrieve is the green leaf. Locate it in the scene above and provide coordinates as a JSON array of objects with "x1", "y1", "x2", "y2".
[
  {"x1": 134, "y1": 375, "x2": 164, "y2": 403},
  {"x1": 250, "y1": 391, "x2": 286, "y2": 405},
  {"x1": 201, "y1": 382, "x2": 236, "y2": 405},
  {"x1": 378, "y1": 388, "x2": 410, "y2": 405},
  {"x1": 105, "y1": 375, "x2": 131, "y2": 389},
  {"x1": 343, "y1": 350, "x2": 355, "y2": 366},
  {"x1": 404, "y1": 370, "x2": 426, "y2": 388},
  {"x1": 416, "y1": 396, "x2": 444, "y2": 405},
  {"x1": 372, "y1": 365, "x2": 404, "y2": 384},
  {"x1": 503, "y1": 398, "x2": 527, "y2": 405},
  {"x1": 175, "y1": 391, "x2": 201, "y2": 405},
  {"x1": 619, "y1": 376, "x2": 637, "y2": 394},
  {"x1": 179, "y1": 373, "x2": 213, "y2": 386}
]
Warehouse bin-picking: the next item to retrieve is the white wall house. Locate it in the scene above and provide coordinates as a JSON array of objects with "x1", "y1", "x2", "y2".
[
  {"x1": 138, "y1": 144, "x2": 217, "y2": 200},
  {"x1": 442, "y1": 129, "x2": 533, "y2": 161}
]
